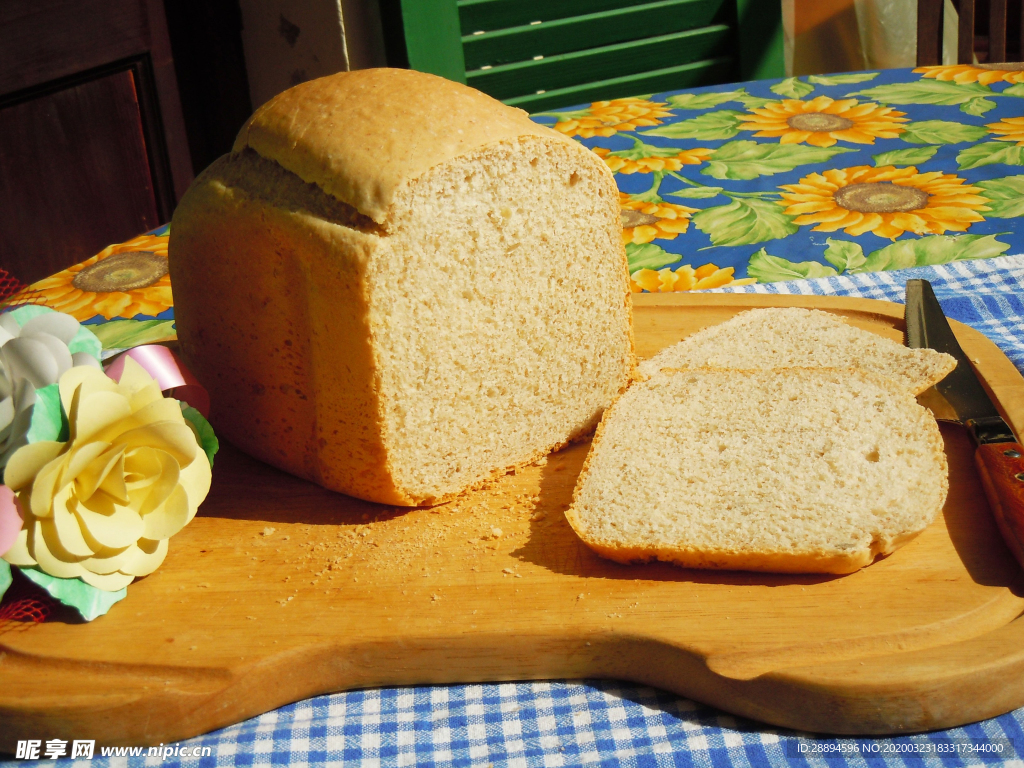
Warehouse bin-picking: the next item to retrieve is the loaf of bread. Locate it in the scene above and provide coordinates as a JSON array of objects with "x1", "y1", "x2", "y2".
[
  {"x1": 168, "y1": 69, "x2": 635, "y2": 505},
  {"x1": 638, "y1": 307, "x2": 955, "y2": 395},
  {"x1": 566, "y1": 368, "x2": 948, "y2": 573}
]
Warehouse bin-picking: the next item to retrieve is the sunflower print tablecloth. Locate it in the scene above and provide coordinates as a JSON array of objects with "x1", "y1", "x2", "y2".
[
  {"x1": 532, "y1": 64, "x2": 1024, "y2": 294},
  {"x1": 12, "y1": 64, "x2": 1024, "y2": 323}
]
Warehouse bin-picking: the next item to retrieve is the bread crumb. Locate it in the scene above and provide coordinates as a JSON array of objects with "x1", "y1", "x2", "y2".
[
  {"x1": 262, "y1": 527, "x2": 276, "y2": 536},
  {"x1": 490, "y1": 527, "x2": 503, "y2": 538}
]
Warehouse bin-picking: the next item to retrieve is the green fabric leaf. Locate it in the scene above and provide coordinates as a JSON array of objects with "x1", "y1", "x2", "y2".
[
  {"x1": 823, "y1": 238, "x2": 867, "y2": 273},
  {"x1": 975, "y1": 175, "x2": 1024, "y2": 218},
  {"x1": 667, "y1": 88, "x2": 773, "y2": 111},
  {"x1": 666, "y1": 186, "x2": 723, "y2": 199},
  {"x1": 853, "y1": 79, "x2": 994, "y2": 105},
  {"x1": 181, "y1": 404, "x2": 219, "y2": 467},
  {"x1": 625, "y1": 243, "x2": 679, "y2": 271},
  {"x1": 90, "y1": 319, "x2": 177, "y2": 350},
  {"x1": 957, "y1": 142, "x2": 1024, "y2": 170},
  {"x1": 960, "y1": 96, "x2": 996, "y2": 116},
  {"x1": 702, "y1": 141, "x2": 855, "y2": 180},
  {"x1": 692, "y1": 198, "x2": 798, "y2": 246},
  {"x1": 642, "y1": 110, "x2": 743, "y2": 140},
  {"x1": 807, "y1": 72, "x2": 879, "y2": 85},
  {"x1": 899, "y1": 120, "x2": 988, "y2": 144},
  {"x1": 25, "y1": 383, "x2": 67, "y2": 444},
  {"x1": 857, "y1": 234, "x2": 1010, "y2": 273},
  {"x1": 0, "y1": 560, "x2": 11, "y2": 600},
  {"x1": 666, "y1": 91, "x2": 746, "y2": 110},
  {"x1": 17, "y1": 567, "x2": 127, "y2": 621},
  {"x1": 747, "y1": 248, "x2": 838, "y2": 282},
  {"x1": 872, "y1": 146, "x2": 938, "y2": 167},
  {"x1": 770, "y1": 77, "x2": 814, "y2": 98},
  {"x1": 1003, "y1": 83, "x2": 1024, "y2": 97}
]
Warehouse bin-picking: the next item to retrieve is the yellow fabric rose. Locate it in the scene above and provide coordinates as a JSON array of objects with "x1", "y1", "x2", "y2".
[{"x1": 2, "y1": 358, "x2": 212, "y2": 590}]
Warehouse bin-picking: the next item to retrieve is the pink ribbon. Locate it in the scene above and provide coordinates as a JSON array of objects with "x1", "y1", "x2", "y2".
[
  {"x1": 105, "y1": 345, "x2": 210, "y2": 417},
  {"x1": 0, "y1": 485, "x2": 22, "y2": 558}
]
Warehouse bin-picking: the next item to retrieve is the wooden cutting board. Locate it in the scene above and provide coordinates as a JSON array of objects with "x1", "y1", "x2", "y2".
[{"x1": 3, "y1": 293, "x2": 1024, "y2": 747}]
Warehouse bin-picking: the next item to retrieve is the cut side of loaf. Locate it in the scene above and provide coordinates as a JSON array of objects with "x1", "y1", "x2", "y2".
[
  {"x1": 169, "y1": 69, "x2": 635, "y2": 506},
  {"x1": 638, "y1": 307, "x2": 955, "y2": 395},
  {"x1": 566, "y1": 368, "x2": 949, "y2": 574}
]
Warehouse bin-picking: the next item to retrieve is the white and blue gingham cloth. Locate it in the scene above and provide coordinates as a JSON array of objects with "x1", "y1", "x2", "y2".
[{"x1": 6, "y1": 255, "x2": 1024, "y2": 767}]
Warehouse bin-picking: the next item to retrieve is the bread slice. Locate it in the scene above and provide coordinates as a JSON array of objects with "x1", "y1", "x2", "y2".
[
  {"x1": 566, "y1": 368, "x2": 948, "y2": 574},
  {"x1": 638, "y1": 307, "x2": 954, "y2": 395},
  {"x1": 169, "y1": 69, "x2": 635, "y2": 505}
]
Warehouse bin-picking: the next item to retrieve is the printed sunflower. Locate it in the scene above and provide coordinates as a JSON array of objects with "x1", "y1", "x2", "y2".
[
  {"x1": 19, "y1": 232, "x2": 172, "y2": 321},
  {"x1": 737, "y1": 96, "x2": 907, "y2": 147},
  {"x1": 619, "y1": 194, "x2": 696, "y2": 244},
  {"x1": 549, "y1": 99, "x2": 674, "y2": 139},
  {"x1": 987, "y1": 116, "x2": 1024, "y2": 145},
  {"x1": 593, "y1": 146, "x2": 712, "y2": 174},
  {"x1": 630, "y1": 264, "x2": 756, "y2": 293},
  {"x1": 914, "y1": 63, "x2": 1024, "y2": 85},
  {"x1": 779, "y1": 165, "x2": 988, "y2": 240}
]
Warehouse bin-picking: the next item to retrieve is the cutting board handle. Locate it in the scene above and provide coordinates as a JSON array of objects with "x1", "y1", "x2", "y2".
[{"x1": 976, "y1": 442, "x2": 1024, "y2": 570}]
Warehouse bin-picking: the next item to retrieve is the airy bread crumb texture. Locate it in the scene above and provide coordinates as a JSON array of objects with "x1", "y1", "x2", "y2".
[
  {"x1": 567, "y1": 368, "x2": 949, "y2": 574},
  {"x1": 638, "y1": 307, "x2": 955, "y2": 395},
  {"x1": 370, "y1": 136, "x2": 634, "y2": 502}
]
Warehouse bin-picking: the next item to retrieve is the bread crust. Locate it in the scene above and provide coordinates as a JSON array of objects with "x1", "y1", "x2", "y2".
[
  {"x1": 565, "y1": 366, "x2": 949, "y2": 574},
  {"x1": 172, "y1": 115, "x2": 635, "y2": 507},
  {"x1": 233, "y1": 68, "x2": 577, "y2": 226}
]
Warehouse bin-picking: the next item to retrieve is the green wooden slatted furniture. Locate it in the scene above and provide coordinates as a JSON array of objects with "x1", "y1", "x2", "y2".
[{"x1": 383, "y1": 0, "x2": 783, "y2": 112}]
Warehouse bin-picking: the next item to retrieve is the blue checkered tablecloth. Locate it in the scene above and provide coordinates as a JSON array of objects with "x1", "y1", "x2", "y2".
[{"x1": 4, "y1": 255, "x2": 1024, "y2": 767}]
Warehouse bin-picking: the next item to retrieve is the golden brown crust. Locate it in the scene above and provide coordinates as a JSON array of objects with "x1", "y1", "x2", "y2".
[{"x1": 233, "y1": 68, "x2": 576, "y2": 225}]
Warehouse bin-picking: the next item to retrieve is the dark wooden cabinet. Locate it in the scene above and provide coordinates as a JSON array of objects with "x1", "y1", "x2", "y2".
[{"x1": 0, "y1": 0, "x2": 193, "y2": 285}]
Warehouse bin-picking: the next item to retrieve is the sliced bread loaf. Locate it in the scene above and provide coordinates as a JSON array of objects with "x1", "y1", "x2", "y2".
[
  {"x1": 566, "y1": 368, "x2": 948, "y2": 574},
  {"x1": 169, "y1": 69, "x2": 635, "y2": 505},
  {"x1": 638, "y1": 307, "x2": 954, "y2": 395}
]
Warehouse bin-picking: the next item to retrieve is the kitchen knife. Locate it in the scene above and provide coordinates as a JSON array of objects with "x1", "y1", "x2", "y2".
[{"x1": 905, "y1": 279, "x2": 1024, "y2": 569}]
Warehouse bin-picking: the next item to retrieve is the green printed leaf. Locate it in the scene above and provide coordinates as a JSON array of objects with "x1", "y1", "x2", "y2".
[
  {"x1": 899, "y1": 120, "x2": 988, "y2": 144},
  {"x1": 1002, "y1": 83, "x2": 1024, "y2": 97},
  {"x1": 625, "y1": 242, "x2": 679, "y2": 271},
  {"x1": 702, "y1": 141, "x2": 855, "y2": 180},
  {"x1": 642, "y1": 110, "x2": 743, "y2": 140},
  {"x1": 667, "y1": 186, "x2": 723, "y2": 199},
  {"x1": 18, "y1": 567, "x2": 127, "y2": 622},
  {"x1": 957, "y1": 142, "x2": 1024, "y2": 170},
  {"x1": 692, "y1": 198, "x2": 798, "y2": 246},
  {"x1": 90, "y1": 319, "x2": 176, "y2": 350},
  {"x1": 747, "y1": 248, "x2": 838, "y2": 282},
  {"x1": 960, "y1": 96, "x2": 996, "y2": 116},
  {"x1": 770, "y1": 77, "x2": 814, "y2": 98},
  {"x1": 667, "y1": 88, "x2": 774, "y2": 111},
  {"x1": 0, "y1": 560, "x2": 11, "y2": 600},
  {"x1": 807, "y1": 72, "x2": 879, "y2": 85},
  {"x1": 853, "y1": 79, "x2": 993, "y2": 105},
  {"x1": 872, "y1": 146, "x2": 938, "y2": 166},
  {"x1": 857, "y1": 234, "x2": 1010, "y2": 273},
  {"x1": 181, "y1": 404, "x2": 219, "y2": 467},
  {"x1": 735, "y1": 93, "x2": 775, "y2": 109},
  {"x1": 667, "y1": 91, "x2": 746, "y2": 110},
  {"x1": 823, "y1": 238, "x2": 866, "y2": 273},
  {"x1": 975, "y1": 176, "x2": 1024, "y2": 218}
]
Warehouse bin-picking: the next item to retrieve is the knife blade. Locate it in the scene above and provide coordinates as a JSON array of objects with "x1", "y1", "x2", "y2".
[{"x1": 905, "y1": 279, "x2": 1024, "y2": 569}]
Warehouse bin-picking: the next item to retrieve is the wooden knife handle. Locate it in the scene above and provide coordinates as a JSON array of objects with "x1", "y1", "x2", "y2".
[{"x1": 975, "y1": 442, "x2": 1024, "y2": 570}]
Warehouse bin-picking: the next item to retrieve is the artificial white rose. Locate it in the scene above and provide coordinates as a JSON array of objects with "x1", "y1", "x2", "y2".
[
  {"x1": 2, "y1": 357, "x2": 212, "y2": 590},
  {"x1": 0, "y1": 306, "x2": 102, "y2": 471}
]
